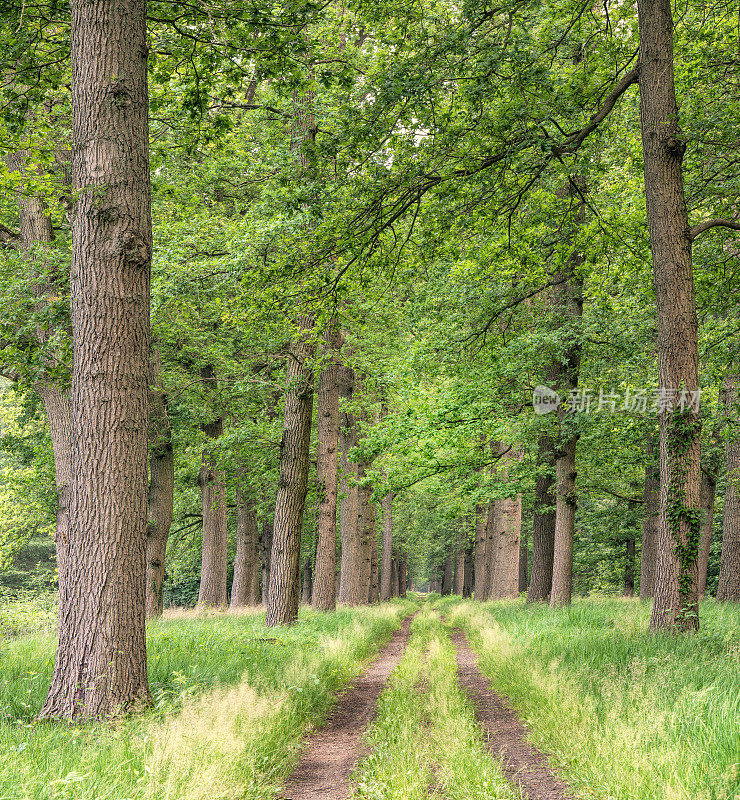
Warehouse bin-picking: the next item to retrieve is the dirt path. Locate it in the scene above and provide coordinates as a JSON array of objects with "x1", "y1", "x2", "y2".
[
  {"x1": 279, "y1": 615, "x2": 414, "y2": 800},
  {"x1": 450, "y1": 629, "x2": 575, "y2": 800}
]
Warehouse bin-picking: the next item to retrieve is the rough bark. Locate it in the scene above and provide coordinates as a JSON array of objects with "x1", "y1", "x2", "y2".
[
  {"x1": 639, "y1": 0, "x2": 702, "y2": 632},
  {"x1": 529, "y1": 436, "x2": 556, "y2": 602},
  {"x1": 548, "y1": 179, "x2": 585, "y2": 609},
  {"x1": 266, "y1": 314, "x2": 315, "y2": 626},
  {"x1": 301, "y1": 556, "x2": 313, "y2": 605},
  {"x1": 474, "y1": 504, "x2": 488, "y2": 600},
  {"x1": 260, "y1": 514, "x2": 273, "y2": 607},
  {"x1": 380, "y1": 491, "x2": 394, "y2": 601},
  {"x1": 453, "y1": 546, "x2": 465, "y2": 596},
  {"x1": 313, "y1": 320, "x2": 342, "y2": 611},
  {"x1": 698, "y1": 395, "x2": 723, "y2": 597},
  {"x1": 198, "y1": 414, "x2": 228, "y2": 609},
  {"x1": 230, "y1": 489, "x2": 260, "y2": 608},
  {"x1": 39, "y1": 0, "x2": 151, "y2": 719},
  {"x1": 463, "y1": 542, "x2": 473, "y2": 597},
  {"x1": 518, "y1": 529, "x2": 528, "y2": 593},
  {"x1": 482, "y1": 499, "x2": 498, "y2": 599},
  {"x1": 491, "y1": 446, "x2": 523, "y2": 599},
  {"x1": 639, "y1": 431, "x2": 660, "y2": 599},
  {"x1": 338, "y1": 366, "x2": 364, "y2": 605},
  {"x1": 442, "y1": 553, "x2": 454, "y2": 595},
  {"x1": 390, "y1": 556, "x2": 399, "y2": 598},
  {"x1": 624, "y1": 533, "x2": 636, "y2": 597},
  {"x1": 697, "y1": 468, "x2": 717, "y2": 598},
  {"x1": 34, "y1": 384, "x2": 73, "y2": 597},
  {"x1": 145, "y1": 362, "x2": 174, "y2": 619},
  {"x1": 369, "y1": 513, "x2": 379, "y2": 604},
  {"x1": 550, "y1": 431, "x2": 579, "y2": 607},
  {"x1": 399, "y1": 553, "x2": 407, "y2": 596},
  {"x1": 717, "y1": 374, "x2": 740, "y2": 601},
  {"x1": 357, "y1": 473, "x2": 373, "y2": 603}
]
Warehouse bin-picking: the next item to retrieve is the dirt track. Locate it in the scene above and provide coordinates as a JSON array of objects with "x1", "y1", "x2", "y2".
[
  {"x1": 279, "y1": 615, "x2": 414, "y2": 800},
  {"x1": 451, "y1": 628, "x2": 575, "y2": 800}
]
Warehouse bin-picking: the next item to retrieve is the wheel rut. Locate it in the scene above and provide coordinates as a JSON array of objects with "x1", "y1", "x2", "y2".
[
  {"x1": 450, "y1": 628, "x2": 575, "y2": 800},
  {"x1": 279, "y1": 614, "x2": 414, "y2": 800}
]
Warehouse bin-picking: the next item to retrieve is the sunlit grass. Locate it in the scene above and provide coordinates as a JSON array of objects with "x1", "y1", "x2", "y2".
[
  {"x1": 442, "y1": 596, "x2": 740, "y2": 800},
  {"x1": 0, "y1": 599, "x2": 417, "y2": 800}
]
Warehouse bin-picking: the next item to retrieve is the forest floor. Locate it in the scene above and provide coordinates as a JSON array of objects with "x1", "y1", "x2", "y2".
[{"x1": 0, "y1": 595, "x2": 737, "y2": 800}]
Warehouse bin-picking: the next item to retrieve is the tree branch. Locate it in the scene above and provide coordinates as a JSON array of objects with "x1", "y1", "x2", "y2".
[
  {"x1": 689, "y1": 218, "x2": 740, "y2": 242},
  {"x1": 583, "y1": 484, "x2": 643, "y2": 503},
  {"x1": 553, "y1": 61, "x2": 640, "y2": 155},
  {"x1": 0, "y1": 222, "x2": 21, "y2": 248}
]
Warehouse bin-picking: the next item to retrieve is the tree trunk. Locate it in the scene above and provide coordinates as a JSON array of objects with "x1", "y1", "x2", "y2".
[
  {"x1": 380, "y1": 491, "x2": 394, "y2": 601},
  {"x1": 698, "y1": 394, "x2": 723, "y2": 597},
  {"x1": 34, "y1": 384, "x2": 73, "y2": 600},
  {"x1": 39, "y1": 0, "x2": 151, "y2": 719},
  {"x1": 697, "y1": 468, "x2": 717, "y2": 598},
  {"x1": 369, "y1": 516, "x2": 379, "y2": 604},
  {"x1": 442, "y1": 553, "x2": 454, "y2": 595},
  {"x1": 639, "y1": 0, "x2": 702, "y2": 632},
  {"x1": 518, "y1": 528, "x2": 528, "y2": 593},
  {"x1": 338, "y1": 368, "x2": 364, "y2": 605},
  {"x1": 313, "y1": 320, "x2": 342, "y2": 611},
  {"x1": 357, "y1": 473, "x2": 373, "y2": 603},
  {"x1": 266, "y1": 314, "x2": 315, "y2": 626},
  {"x1": 529, "y1": 436, "x2": 556, "y2": 601},
  {"x1": 260, "y1": 514, "x2": 273, "y2": 607},
  {"x1": 7, "y1": 152, "x2": 74, "y2": 612},
  {"x1": 301, "y1": 556, "x2": 313, "y2": 605},
  {"x1": 624, "y1": 536, "x2": 636, "y2": 597},
  {"x1": 491, "y1": 446, "x2": 522, "y2": 599},
  {"x1": 639, "y1": 431, "x2": 660, "y2": 599},
  {"x1": 547, "y1": 177, "x2": 585, "y2": 610},
  {"x1": 473, "y1": 504, "x2": 488, "y2": 599},
  {"x1": 400, "y1": 553, "x2": 407, "y2": 596},
  {"x1": 463, "y1": 542, "x2": 473, "y2": 597},
  {"x1": 550, "y1": 431, "x2": 579, "y2": 607},
  {"x1": 453, "y1": 551, "x2": 465, "y2": 595},
  {"x1": 198, "y1": 412, "x2": 228, "y2": 609},
  {"x1": 231, "y1": 489, "x2": 260, "y2": 608},
  {"x1": 390, "y1": 556, "x2": 399, "y2": 598},
  {"x1": 717, "y1": 374, "x2": 740, "y2": 601},
  {"x1": 146, "y1": 364, "x2": 174, "y2": 619},
  {"x1": 483, "y1": 499, "x2": 498, "y2": 599}
]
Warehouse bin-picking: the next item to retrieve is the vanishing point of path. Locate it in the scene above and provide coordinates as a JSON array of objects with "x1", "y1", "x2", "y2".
[
  {"x1": 280, "y1": 614, "x2": 415, "y2": 800},
  {"x1": 451, "y1": 628, "x2": 575, "y2": 800}
]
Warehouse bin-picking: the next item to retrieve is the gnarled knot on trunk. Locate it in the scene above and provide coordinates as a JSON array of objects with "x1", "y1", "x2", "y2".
[
  {"x1": 122, "y1": 231, "x2": 150, "y2": 266},
  {"x1": 109, "y1": 80, "x2": 132, "y2": 109}
]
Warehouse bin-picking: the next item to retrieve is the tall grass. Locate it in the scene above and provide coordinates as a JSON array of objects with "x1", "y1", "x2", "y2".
[
  {"x1": 0, "y1": 599, "x2": 416, "y2": 800},
  {"x1": 443, "y1": 597, "x2": 740, "y2": 800}
]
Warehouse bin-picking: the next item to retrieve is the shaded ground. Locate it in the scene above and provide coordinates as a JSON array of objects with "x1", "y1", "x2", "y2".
[
  {"x1": 451, "y1": 628, "x2": 575, "y2": 800},
  {"x1": 279, "y1": 615, "x2": 414, "y2": 800}
]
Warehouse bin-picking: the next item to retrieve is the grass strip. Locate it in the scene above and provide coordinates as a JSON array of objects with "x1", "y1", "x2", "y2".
[{"x1": 352, "y1": 607, "x2": 519, "y2": 800}]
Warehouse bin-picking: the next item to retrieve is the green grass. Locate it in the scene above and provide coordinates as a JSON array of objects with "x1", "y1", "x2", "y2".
[
  {"x1": 442, "y1": 596, "x2": 740, "y2": 800},
  {"x1": 352, "y1": 607, "x2": 519, "y2": 800},
  {"x1": 0, "y1": 599, "x2": 417, "y2": 800}
]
